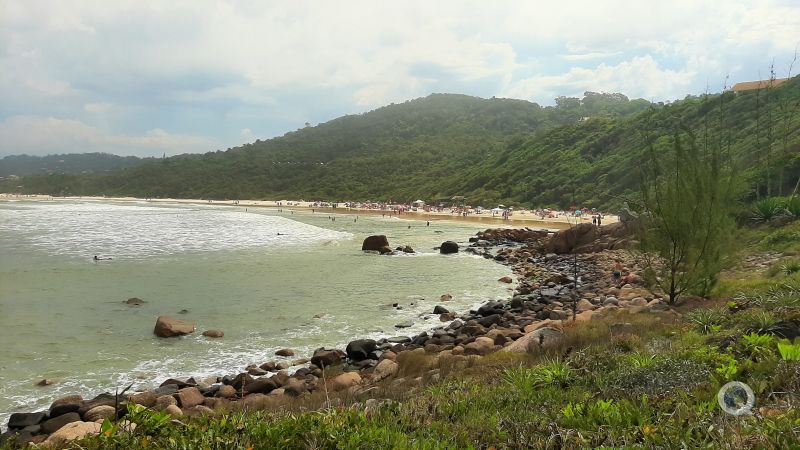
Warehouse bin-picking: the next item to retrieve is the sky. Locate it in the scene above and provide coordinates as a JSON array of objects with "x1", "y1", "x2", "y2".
[{"x1": 1, "y1": 0, "x2": 799, "y2": 158}]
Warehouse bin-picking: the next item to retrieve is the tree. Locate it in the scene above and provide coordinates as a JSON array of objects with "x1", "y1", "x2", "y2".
[{"x1": 637, "y1": 125, "x2": 737, "y2": 304}]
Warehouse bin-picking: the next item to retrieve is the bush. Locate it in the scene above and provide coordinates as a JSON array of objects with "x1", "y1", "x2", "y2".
[
  {"x1": 778, "y1": 340, "x2": 800, "y2": 361},
  {"x1": 752, "y1": 197, "x2": 787, "y2": 222},
  {"x1": 686, "y1": 307, "x2": 726, "y2": 334},
  {"x1": 504, "y1": 358, "x2": 574, "y2": 391},
  {"x1": 740, "y1": 332, "x2": 776, "y2": 359}
]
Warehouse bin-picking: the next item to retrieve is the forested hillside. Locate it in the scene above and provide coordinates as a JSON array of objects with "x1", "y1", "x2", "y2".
[
  {"x1": 0, "y1": 153, "x2": 151, "y2": 177},
  {"x1": 4, "y1": 80, "x2": 799, "y2": 209}
]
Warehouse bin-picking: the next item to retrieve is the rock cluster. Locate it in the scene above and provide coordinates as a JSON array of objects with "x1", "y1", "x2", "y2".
[{"x1": 3, "y1": 225, "x2": 676, "y2": 446}]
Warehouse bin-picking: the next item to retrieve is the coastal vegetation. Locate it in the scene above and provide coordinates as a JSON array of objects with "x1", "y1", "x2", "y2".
[
  {"x1": 5, "y1": 77, "x2": 798, "y2": 209},
  {"x1": 0, "y1": 153, "x2": 153, "y2": 178}
]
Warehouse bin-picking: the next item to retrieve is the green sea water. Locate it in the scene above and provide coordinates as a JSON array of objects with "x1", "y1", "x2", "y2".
[{"x1": 0, "y1": 200, "x2": 511, "y2": 425}]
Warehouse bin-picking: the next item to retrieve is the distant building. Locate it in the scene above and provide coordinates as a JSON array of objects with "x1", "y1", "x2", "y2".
[{"x1": 730, "y1": 78, "x2": 789, "y2": 93}]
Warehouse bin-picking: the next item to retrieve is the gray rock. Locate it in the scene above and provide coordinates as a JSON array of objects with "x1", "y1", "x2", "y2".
[
  {"x1": 7, "y1": 411, "x2": 46, "y2": 429},
  {"x1": 40, "y1": 412, "x2": 81, "y2": 434}
]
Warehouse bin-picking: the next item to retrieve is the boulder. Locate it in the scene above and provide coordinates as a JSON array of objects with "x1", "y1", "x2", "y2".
[
  {"x1": 174, "y1": 387, "x2": 204, "y2": 408},
  {"x1": 275, "y1": 348, "x2": 295, "y2": 357},
  {"x1": 439, "y1": 312, "x2": 457, "y2": 321},
  {"x1": 36, "y1": 379, "x2": 56, "y2": 387},
  {"x1": 373, "y1": 359, "x2": 399, "y2": 381},
  {"x1": 346, "y1": 339, "x2": 378, "y2": 361},
  {"x1": 402, "y1": 246, "x2": 414, "y2": 253},
  {"x1": 432, "y1": 305, "x2": 450, "y2": 314},
  {"x1": 83, "y1": 405, "x2": 115, "y2": 422},
  {"x1": 439, "y1": 241, "x2": 459, "y2": 254},
  {"x1": 576, "y1": 299, "x2": 595, "y2": 312},
  {"x1": 154, "y1": 395, "x2": 177, "y2": 411},
  {"x1": 362, "y1": 235, "x2": 390, "y2": 251},
  {"x1": 243, "y1": 378, "x2": 277, "y2": 395},
  {"x1": 310, "y1": 348, "x2": 346, "y2": 368},
  {"x1": 464, "y1": 337, "x2": 496, "y2": 356},
  {"x1": 503, "y1": 327, "x2": 565, "y2": 354},
  {"x1": 154, "y1": 316, "x2": 195, "y2": 338},
  {"x1": 329, "y1": 372, "x2": 361, "y2": 391},
  {"x1": 43, "y1": 421, "x2": 101, "y2": 447},
  {"x1": 49, "y1": 395, "x2": 83, "y2": 417},
  {"x1": 202, "y1": 330, "x2": 224, "y2": 338},
  {"x1": 440, "y1": 294, "x2": 453, "y2": 302},
  {"x1": 164, "y1": 404, "x2": 183, "y2": 417},
  {"x1": 283, "y1": 379, "x2": 308, "y2": 396},
  {"x1": 215, "y1": 385, "x2": 237, "y2": 398},
  {"x1": 229, "y1": 373, "x2": 254, "y2": 391},
  {"x1": 248, "y1": 367, "x2": 268, "y2": 376},
  {"x1": 7, "y1": 411, "x2": 47, "y2": 429},
  {"x1": 129, "y1": 391, "x2": 157, "y2": 408},
  {"x1": 543, "y1": 223, "x2": 600, "y2": 254},
  {"x1": 40, "y1": 412, "x2": 81, "y2": 434},
  {"x1": 124, "y1": 297, "x2": 146, "y2": 306},
  {"x1": 394, "y1": 321, "x2": 413, "y2": 328},
  {"x1": 498, "y1": 276, "x2": 513, "y2": 284}
]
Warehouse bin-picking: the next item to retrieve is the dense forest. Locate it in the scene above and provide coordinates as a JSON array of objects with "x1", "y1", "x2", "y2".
[
  {"x1": 3, "y1": 80, "x2": 799, "y2": 209},
  {"x1": 0, "y1": 153, "x2": 152, "y2": 178}
]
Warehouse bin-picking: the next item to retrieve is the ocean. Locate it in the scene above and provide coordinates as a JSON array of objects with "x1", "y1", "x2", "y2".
[{"x1": 0, "y1": 200, "x2": 511, "y2": 425}]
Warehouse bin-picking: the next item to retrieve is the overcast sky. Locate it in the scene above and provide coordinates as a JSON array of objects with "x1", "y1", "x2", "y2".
[{"x1": 1, "y1": 0, "x2": 799, "y2": 158}]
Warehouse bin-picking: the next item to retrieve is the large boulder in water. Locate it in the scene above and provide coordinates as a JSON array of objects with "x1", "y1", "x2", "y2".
[
  {"x1": 154, "y1": 316, "x2": 195, "y2": 338},
  {"x1": 362, "y1": 235, "x2": 390, "y2": 251},
  {"x1": 311, "y1": 348, "x2": 346, "y2": 368},
  {"x1": 345, "y1": 339, "x2": 378, "y2": 361},
  {"x1": 440, "y1": 241, "x2": 459, "y2": 254}
]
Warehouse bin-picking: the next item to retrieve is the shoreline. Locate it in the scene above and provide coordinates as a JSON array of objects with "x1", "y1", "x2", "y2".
[
  {"x1": 0, "y1": 193, "x2": 619, "y2": 231},
  {"x1": 0, "y1": 224, "x2": 660, "y2": 445}
]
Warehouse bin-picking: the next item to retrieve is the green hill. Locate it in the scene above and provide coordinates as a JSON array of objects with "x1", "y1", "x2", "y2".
[
  {"x1": 0, "y1": 153, "x2": 151, "y2": 178},
  {"x1": 4, "y1": 80, "x2": 800, "y2": 209}
]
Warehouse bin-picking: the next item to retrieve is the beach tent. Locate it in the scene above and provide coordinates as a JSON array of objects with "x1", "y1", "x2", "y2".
[
  {"x1": 411, "y1": 199, "x2": 426, "y2": 207},
  {"x1": 491, "y1": 207, "x2": 505, "y2": 214}
]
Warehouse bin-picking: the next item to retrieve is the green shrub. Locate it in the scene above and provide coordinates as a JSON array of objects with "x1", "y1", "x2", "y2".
[
  {"x1": 560, "y1": 398, "x2": 647, "y2": 430},
  {"x1": 740, "y1": 332, "x2": 776, "y2": 359},
  {"x1": 752, "y1": 197, "x2": 787, "y2": 222},
  {"x1": 738, "y1": 309, "x2": 780, "y2": 334},
  {"x1": 504, "y1": 358, "x2": 574, "y2": 391},
  {"x1": 778, "y1": 340, "x2": 800, "y2": 361},
  {"x1": 686, "y1": 307, "x2": 726, "y2": 334}
]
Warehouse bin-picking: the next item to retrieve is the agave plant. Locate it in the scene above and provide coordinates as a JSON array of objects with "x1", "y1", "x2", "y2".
[
  {"x1": 785, "y1": 196, "x2": 800, "y2": 219},
  {"x1": 751, "y1": 197, "x2": 787, "y2": 223}
]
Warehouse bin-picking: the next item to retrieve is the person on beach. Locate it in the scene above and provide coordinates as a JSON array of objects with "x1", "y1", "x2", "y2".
[
  {"x1": 427, "y1": 221, "x2": 430, "y2": 226},
  {"x1": 612, "y1": 259, "x2": 623, "y2": 286}
]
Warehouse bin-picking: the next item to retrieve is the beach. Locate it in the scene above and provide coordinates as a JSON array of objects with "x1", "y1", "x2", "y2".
[{"x1": 0, "y1": 194, "x2": 618, "y2": 231}]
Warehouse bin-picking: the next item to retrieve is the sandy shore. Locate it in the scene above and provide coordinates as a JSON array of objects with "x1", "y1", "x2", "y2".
[{"x1": 0, "y1": 194, "x2": 617, "y2": 230}]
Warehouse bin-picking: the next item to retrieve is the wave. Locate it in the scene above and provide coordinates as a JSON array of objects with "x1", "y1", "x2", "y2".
[{"x1": 0, "y1": 202, "x2": 352, "y2": 260}]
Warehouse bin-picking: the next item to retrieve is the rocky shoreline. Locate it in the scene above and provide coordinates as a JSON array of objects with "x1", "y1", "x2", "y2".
[{"x1": 1, "y1": 222, "x2": 676, "y2": 448}]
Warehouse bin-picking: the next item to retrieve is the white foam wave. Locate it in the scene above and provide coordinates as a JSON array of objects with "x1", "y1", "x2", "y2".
[{"x1": 0, "y1": 202, "x2": 352, "y2": 260}]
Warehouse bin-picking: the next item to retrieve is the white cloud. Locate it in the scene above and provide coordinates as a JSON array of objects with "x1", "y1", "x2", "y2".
[
  {"x1": 0, "y1": 0, "x2": 798, "y2": 155},
  {"x1": 0, "y1": 116, "x2": 218, "y2": 157},
  {"x1": 502, "y1": 55, "x2": 695, "y2": 102}
]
